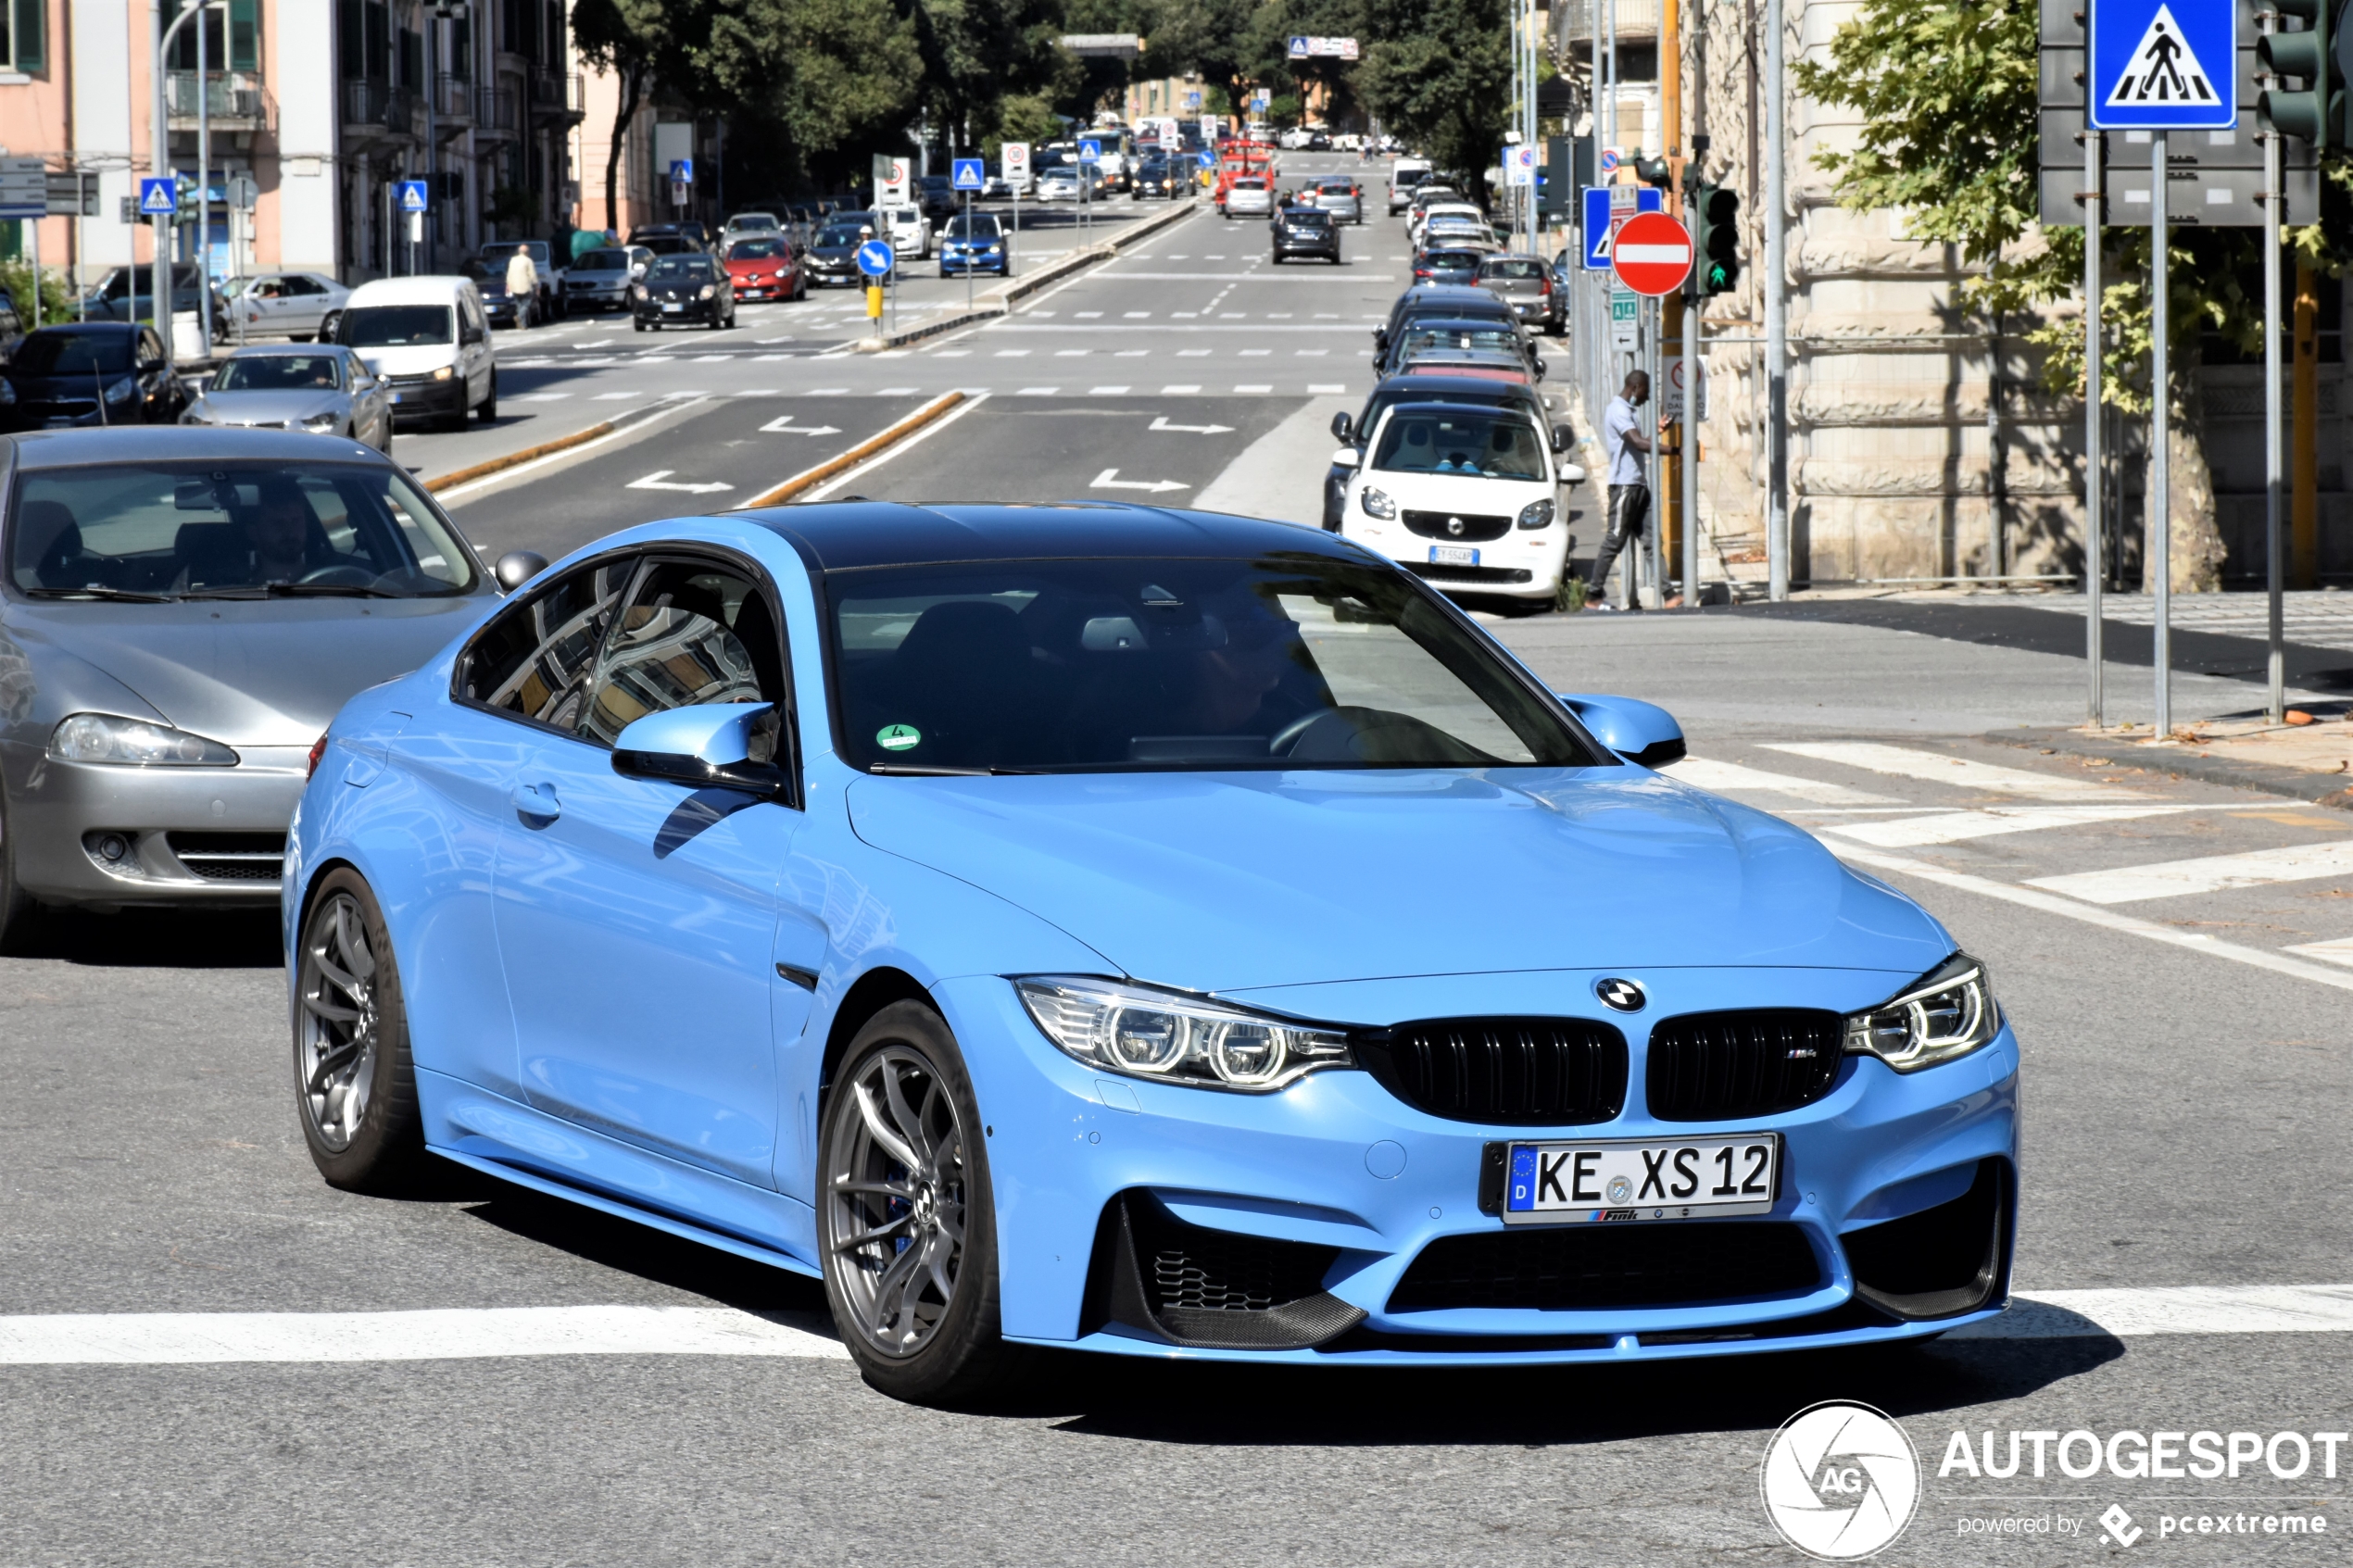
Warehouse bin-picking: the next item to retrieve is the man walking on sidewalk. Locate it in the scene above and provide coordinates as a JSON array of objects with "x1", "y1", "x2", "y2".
[{"x1": 1587, "y1": 370, "x2": 1654, "y2": 610}]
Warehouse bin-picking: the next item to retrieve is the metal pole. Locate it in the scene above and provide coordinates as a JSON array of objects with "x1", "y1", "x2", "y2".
[
  {"x1": 2262, "y1": 91, "x2": 2284, "y2": 723},
  {"x1": 2151, "y1": 130, "x2": 2171, "y2": 737},
  {"x1": 1644, "y1": 294, "x2": 1663, "y2": 608},
  {"x1": 196, "y1": 0, "x2": 212, "y2": 352},
  {"x1": 423, "y1": 7, "x2": 437, "y2": 277},
  {"x1": 28, "y1": 219, "x2": 39, "y2": 332},
  {"x1": 1682, "y1": 290, "x2": 1699, "y2": 601},
  {"x1": 2085, "y1": 130, "x2": 2105, "y2": 727},
  {"x1": 963, "y1": 185, "x2": 972, "y2": 310},
  {"x1": 152, "y1": 0, "x2": 213, "y2": 367},
  {"x1": 1764, "y1": 0, "x2": 1789, "y2": 599}
]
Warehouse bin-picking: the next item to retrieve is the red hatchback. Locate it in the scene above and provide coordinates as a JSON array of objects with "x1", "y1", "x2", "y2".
[{"x1": 724, "y1": 237, "x2": 805, "y2": 302}]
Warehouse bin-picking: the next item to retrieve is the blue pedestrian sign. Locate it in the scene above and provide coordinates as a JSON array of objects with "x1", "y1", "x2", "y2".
[
  {"x1": 1078, "y1": 138, "x2": 1102, "y2": 162},
  {"x1": 856, "y1": 239, "x2": 895, "y2": 278},
  {"x1": 1580, "y1": 185, "x2": 1662, "y2": 270},
  {"x1": 137, "y1": 177, "x2": 177, "y2": 216},
  {"x1": 669, "y1": 158, "x2": 694, "y2": 184},
  {"x1": 2089, "y1": 0, "x2": 2235, "y2": 128},
  {"x1": 398, "y1": 179, "x2": 430, "y2": 214},
  {"x1": 950, "y1": 157, "x2": 985, "y2": 192}
]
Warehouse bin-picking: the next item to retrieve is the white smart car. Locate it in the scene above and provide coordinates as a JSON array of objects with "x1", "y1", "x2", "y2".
[{"x1": 1336, "y1": 401, "x2": 1572, "y2": 603}]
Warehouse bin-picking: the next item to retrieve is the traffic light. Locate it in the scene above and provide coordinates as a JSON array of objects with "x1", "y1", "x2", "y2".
[
  {"x1": 2259, "y1": 0, "x2": 2347, "y2": 147},
  {"x1": 1692, "y1": 183, "x2": 1741, "y2": 296},
  {"x1": 1632, "y1": 154, "x2": 1673, "y2": 190}
]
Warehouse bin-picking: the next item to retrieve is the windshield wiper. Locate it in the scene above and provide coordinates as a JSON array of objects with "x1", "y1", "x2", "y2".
[
  {"x1": 261, "y1": 582, "x2": 399, "y2": 598},
  {"x1": 19, "y1": 585, "x2": 176, "y2": 602},
  {"x1": 866, "y1": 763, "x2": 1039, "y2": 776}
]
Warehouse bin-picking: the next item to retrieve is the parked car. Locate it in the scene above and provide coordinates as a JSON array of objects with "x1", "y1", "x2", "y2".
[
  {"x1": 1375, "y1": 286, "x2": 1532, "y2": 374},
  {"x1": 1221, "y1": 175, "x2": 1274, "y2": 219},
  {"x1": 0, "y1": 427, "x2": 512, "y2": 950},
  {"x1": 476, "y1": 242, "x2": 564, "y2": 322},
  {"x1": 283, "y1": 501, "x2": 2019, "y2": 1404},
  {"x1": 1337, "y1": 400, "x2": 1574, "y2": 602},
  {"x1": 1391, "y1": 323, "x2": 1545, "y2": 381},
  {"x1": 1388, "y1": 158, "x2": 1434, "y2": 213},
  {"x1": 0, "y1": 324, "x2": 185, "y2": 431},
  {"x1": 463, "y1": 259, "x2": 533, "y2": 331},
  {"x1": 1411, "y1": 247, "x2": 1491, "y2": 289},
  {"x1": 78, "y1": 265, "x2": 222, "y2": 335},
  {"x1": 1322, "y1": 370, "x2": 1564, "y2": 531},
  {"x1": 182, "y1": 345, "x2": 393, "y2": 453},
  {"x1": 632, "y1": 254, "x2": 738, "y2": 331},
  {"x1": 631, "y1": 220, "x2": 713, "y2": 250},
  {"x1": 562, "y1": 245, "x2": 652, "y2": 313},
  {"x1": 335, "y1": 276, "x2": 497, "y2": 431},
  {"x1": 724, "y1": 237, "x2": 806, "y2": 301},
  {"x1": 937, "y1": 213, "x2": 1010, "y2": 278},
  {"x1": 1271, "y1": 206, "x2": 1341, "y2": 264},
  {"x1": 228, "y1": 272, "x2": 351, "y2": 342},
  {"x1": 1479, "y1": 254, "x2": 1564, "y2": 334}
]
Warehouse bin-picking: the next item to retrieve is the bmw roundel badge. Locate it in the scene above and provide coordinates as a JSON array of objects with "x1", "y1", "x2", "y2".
[{"x1": 1594, "y1": 977, "x2": 1646, "y2": 1012}]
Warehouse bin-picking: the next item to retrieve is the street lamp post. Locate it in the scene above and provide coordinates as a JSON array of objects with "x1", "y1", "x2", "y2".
[{"x1": 151, "y1": 0, "x2": 223, "y2": 366}]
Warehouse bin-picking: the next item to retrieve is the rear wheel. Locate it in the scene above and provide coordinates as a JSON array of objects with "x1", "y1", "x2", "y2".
[
  {"x1": 818, "y1": 1001, "x2": 1018, "y2": 1405},
  {"x1": 294, "y1": 870, "x2": 428, "y2": 1193}
]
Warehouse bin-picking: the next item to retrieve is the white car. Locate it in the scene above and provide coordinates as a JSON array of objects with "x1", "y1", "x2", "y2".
[
  {"x1": 1335, "y1": 401, "x2": 1571, "y2": 603},
  {"x1": 1036, "y1": 168, "x2": 1083, "y2": 202},
  {"x1": 879, "y1": 204, "x2": 931, "y2": 258},
  {"x1": 1409, "y1": 201, "x2": 1489, "y2": 246}
]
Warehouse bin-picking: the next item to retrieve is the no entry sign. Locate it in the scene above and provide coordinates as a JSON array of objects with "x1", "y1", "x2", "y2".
[{"x1": 1610, "y1": 211, "x2": 1693, "y2": 296}]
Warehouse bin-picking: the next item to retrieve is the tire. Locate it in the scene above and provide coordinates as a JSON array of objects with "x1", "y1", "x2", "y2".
[
  {"x1": 634, "y1": 318, "x2": 646, "y2": 332},
  {"x1": 0, "y1": 786, "x2": 44, "y2": 956},
  {"x1": 477, "y1": 371, "x2": 497, "y2": 421},
  {"x1": 818, "y1": 1000, "x2": 1019, "y2": 1405},
  {"x1": 293, "y1": 869, "x2": 428, "y2": 1194}
]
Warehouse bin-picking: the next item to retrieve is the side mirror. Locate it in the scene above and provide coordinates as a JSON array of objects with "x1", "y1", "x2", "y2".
[
  {"x1": 1329, "y1": 410, "x2": 1353, "y2": 442},
  {"x1": 1559, "y1": 461, "x2": 1588, "y2": 485},
  {"x1": 1371, "y1": 327, "x2": 1389, "y2": 348},
  {"x1": 1554, "y1": 694, "x2": 1686, "y2": 768},
  {"x1": 611, "y1": 701, "x2": 789, "y2": 798},
  {"x1": 1551, "y1": 422, "x2": 1571, "y2": 453},
  {"x1": 1329, "y1": 447, "x2": 1361, "y2": 469},
  {"x1": 492, "y1": 549, "x2": 548, "y2": 592},
  {"x1": 1532, "y1": 356, "x2": 1548, "y2": 381}
]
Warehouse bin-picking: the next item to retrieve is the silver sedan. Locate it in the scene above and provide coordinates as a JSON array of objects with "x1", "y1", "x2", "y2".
[
  {"x1": 0, "y1": 427, "x2": 523, "y2": 950},
  {"x1": 182, "y1": 346, "x2": 394, "y2": 453}
]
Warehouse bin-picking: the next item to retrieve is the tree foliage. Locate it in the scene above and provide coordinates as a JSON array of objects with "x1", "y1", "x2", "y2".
[{"x1": 1356, "y1": 0, "x2": 1510, "y2": 190}]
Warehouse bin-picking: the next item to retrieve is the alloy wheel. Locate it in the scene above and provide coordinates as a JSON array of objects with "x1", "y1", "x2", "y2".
[
  {"x1": 297, "y1": 893, "x2": 380, "y2": 1151},
  {"x1": 824, "y1": 1045, "x2": 970, "y2": 1358}
]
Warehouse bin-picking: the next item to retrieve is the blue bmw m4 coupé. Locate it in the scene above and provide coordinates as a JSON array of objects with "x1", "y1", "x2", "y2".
[{"x1": 284, "y1": 502, "x2": 2019, "y2": 1402}]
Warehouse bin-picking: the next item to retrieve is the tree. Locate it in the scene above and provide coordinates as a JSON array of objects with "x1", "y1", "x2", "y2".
[
  {"x1": 1356, "y1": 0, "x2": 1510, "y2": 194},
  {"x1": 689, "y1": 0, "x2": 925, "y2": 190},
  {"x1": 573, "y1": 0, "x2": 664, "y2": 233}
]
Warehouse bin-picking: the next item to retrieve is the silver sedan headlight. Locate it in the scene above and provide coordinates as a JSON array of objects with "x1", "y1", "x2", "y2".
[
  {"x1": 1843, "y1": 953, "x2": 1999, "y2": 1073},
  {"x1": 1016, "y1": 976, "x2": 1356, "y2": 1092},
  {"x1": 301, "y1": 412, "x2": 340, "y2": 432},
  {"x1": 50, "y1": 713, "x2": 241, "y2": 767}
]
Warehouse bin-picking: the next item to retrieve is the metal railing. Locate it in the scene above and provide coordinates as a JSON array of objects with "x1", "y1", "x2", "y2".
[
  {"x1": 166, "y1": 70, "x2": 265, "y2": 121},
  {"x1": 476, "y1": 84, "x2": 518, "y2": 132},
  {"x1": 342, "y1": 79, "x2": 420, "y2": 138},
  {"x1": 527, "y1": 69, "x2": 583, "y2": 118},
  {"x1": 433, "y1": 72, "x2": 473, "y2": 121}
]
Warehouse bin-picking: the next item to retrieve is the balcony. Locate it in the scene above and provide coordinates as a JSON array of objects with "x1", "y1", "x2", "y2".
[
  {"x1": 476, "y1": 84, "x2": 519, "y2": 137},
  {"x1": 432, "y1": 72, "x2": 474, "y2": 129},
  {"x1": 342, "y1": 78, "x2": 421, "y2": 143},
  {"x1": 527, "y1": 69, "x2": 585, "y2": 126},
  {"x1": 166, "y1": 70, "x2": 270, "y2": 133}
]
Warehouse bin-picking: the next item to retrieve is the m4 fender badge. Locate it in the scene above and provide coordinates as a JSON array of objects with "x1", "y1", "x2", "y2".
[{"x1": 1594, "y1": 977, "x2": 1646, "y2": 1013}]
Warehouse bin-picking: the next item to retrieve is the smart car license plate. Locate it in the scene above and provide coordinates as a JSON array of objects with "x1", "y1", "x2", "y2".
[
  {"x1": 1500, "y1": 1135, "x2": 1780, "y2": 1224},
  {"x1": 662, "y1": 302, "x2": 683, "y2": 313},
  {"x1": 1429, "y1": 545, "x2": 1479, "y2": 567}
]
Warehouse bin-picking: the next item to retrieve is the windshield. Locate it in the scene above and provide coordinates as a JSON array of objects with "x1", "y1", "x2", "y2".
[
  {"x1": 212, "y1": 355, "x2": 344, "y2": 392},
  {"x1": 648, "y1": 257, "x2": 711, "y2": 279},
  {"x1": 1284, "y1": 210, "x2": 1332, "y2": 226},
  {"x1": 1483, "y1": 258, "x2": 1545, "y2": 279},
  {"x1": 827, "y1": 556, "x2": 1591, "y2": 774},
  {"x1": 8, "y1": 461, "x2": 479, "y2": 598},
  {"x1": 1402, "y1": 325, "x2": 1521, "y2": 356},
  {"x1": 12, "y1": 333, "x2": 134, "y2": 376},
  {"x1": 1373, "y1": 409, "x2": 1548, "y2": 481},
  {"x1": 728, "y1": 239, "x2": 786, "y2": 259},
  {"x1": 1356, "y1": 387, "x2": 1519, "y2": 438},
  {"x1": 728, "y1": 214, "x2": 779, "y2": 231},
  {"x1": 816, "y1": 225, "x2": 866, "y2": 246},
  {"x1": 340, "y1": 306, "x2": 453, "y2": 347},
  {"x1": 945, "y1": 215, "x2": 1001, "y2": 239},
  {"x1": 481, "y1": 243, "x2": 543, "y2": 263},
  {"x1": 578, "y1": 249, "x2": 632, "y2": 270}
]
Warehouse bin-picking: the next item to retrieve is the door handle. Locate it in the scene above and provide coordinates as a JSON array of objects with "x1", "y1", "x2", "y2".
[{"x1": 510, "y1": 781, "x2": 560, "y2": 822}]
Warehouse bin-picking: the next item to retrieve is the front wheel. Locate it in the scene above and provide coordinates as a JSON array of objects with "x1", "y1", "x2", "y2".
[
  {"x1": 0, "y1": 787, "x2": 43, "y2": 956},
  {"x1": 477, "y1": 371, "x2": 497, "y2": 421},
  {"x1": 294, "y1": 870, "x2": 428, "y2": 1194},
  {"x1": 818, "y1": 1001, "x2": 1018, "y2": 1404}
]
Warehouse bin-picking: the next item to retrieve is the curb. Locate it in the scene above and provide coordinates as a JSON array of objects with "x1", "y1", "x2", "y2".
[
  {"x1": 849, "y1": 198, "x2": 1205, "y2": 354},
  {"x1": 1996, "y1": 726, "x2": 2353, "y2": 812},
  {"x1": 424, "y1": 418, "x2": 618, "y2": 494},
  {"x1": 737, "y1": 392, "x2": 966, "y2": 508}
]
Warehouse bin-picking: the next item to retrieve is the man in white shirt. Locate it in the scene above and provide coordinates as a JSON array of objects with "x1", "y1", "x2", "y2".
[
  {"x1": 1586, "y1": 370, "x2": 1654, "y2": 610},
  {"x1": 504, "y1": 247, "x2": 538, "y2": 327}
]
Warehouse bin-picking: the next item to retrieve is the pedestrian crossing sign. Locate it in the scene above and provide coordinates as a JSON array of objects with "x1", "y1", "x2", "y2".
[
  {"x1": 137, "y1": 177, "x2": 177, "y2": 216},
  {"x1": 2089, "y1": 0, "x2": 2235, "y2": 129}
]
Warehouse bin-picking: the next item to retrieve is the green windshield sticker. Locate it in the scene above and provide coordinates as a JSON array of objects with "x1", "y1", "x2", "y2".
[{"x1": 875, "y1": 724, "x2": 923, "y2": 752}]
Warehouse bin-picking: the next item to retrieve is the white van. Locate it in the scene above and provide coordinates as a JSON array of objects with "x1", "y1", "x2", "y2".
[
  {"x1": 333, "y1": 275, "x2": 497, "y2": 431},
  {"x1": 1389, "y1": 157, "x2": 1434, "y2": 214}
]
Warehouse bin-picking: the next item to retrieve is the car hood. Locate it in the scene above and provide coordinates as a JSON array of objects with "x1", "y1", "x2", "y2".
[
  {"x1": 6, "y1": 596, "x2": 487, "y2": 745},
  {"x1": 357, "y1": 345, "x2": 459, "y2": 376},
  {"x1": 845, "y1": 767, "x2": 1949, "y2": 993},
  {"x1": 8, "y1": 371, "x2": 132, "y2": 394},
  {"x1": 195, "y1": 390, "x2": 346, "y2": 423}
]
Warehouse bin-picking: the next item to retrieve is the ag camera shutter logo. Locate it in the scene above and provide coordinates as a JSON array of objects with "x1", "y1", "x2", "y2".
[{"x1": 1760, "y1": 1401, "x2": 1921, "y2": 1560}]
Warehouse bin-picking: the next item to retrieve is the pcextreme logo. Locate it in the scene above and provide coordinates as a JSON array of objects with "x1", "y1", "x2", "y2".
[{"x1": 1760, "y1": 1401, "x2": 1922, "y2": 1560}]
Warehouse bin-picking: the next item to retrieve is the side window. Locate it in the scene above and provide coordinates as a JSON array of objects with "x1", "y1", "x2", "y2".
[
  {"x1": 457, "y1": 557, "x2": 633, "y2": 730},
  {"x1": 288, "y1": 275, "x2": 327, "y2": 296},
  {"x1": 580, "y1": 559, "x2": 786, "y2": 748}
]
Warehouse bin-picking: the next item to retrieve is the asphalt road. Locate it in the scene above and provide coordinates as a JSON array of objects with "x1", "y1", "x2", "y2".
[{"x1": 6, "y1": 154, "x2": 2352, "y2": 1566}]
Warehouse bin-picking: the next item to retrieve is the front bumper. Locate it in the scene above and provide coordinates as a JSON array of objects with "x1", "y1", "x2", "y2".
[
  {"x1": 1, "y1": 741, "x2": 308, "y2": 907},
  {"x1": 565, "y1": 282, "x2": 628, "y2": 308},
  {"x1": 935, "y1": 973, "x2": 2020, "y2": 1364},
  {"x1": 386, "y1": 376, "x2": 466, "y2": 419},
  {"x1": 637, "y1": 297, "x2": 724, "y2": 323},
  {"x1": 939, "y1": 249, "x2": 1009, "y2": 274}
]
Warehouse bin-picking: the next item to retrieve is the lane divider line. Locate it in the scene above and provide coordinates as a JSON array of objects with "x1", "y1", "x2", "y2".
[
  {"x1": 801, "y1": 394, "x2": 990, "y2": 503},
  {"x1": 736, "y1": 392, "x2": 967, "y2": 508},
  {"x1": 425, "y1": 399, "x2": 705, "y2": 502}
]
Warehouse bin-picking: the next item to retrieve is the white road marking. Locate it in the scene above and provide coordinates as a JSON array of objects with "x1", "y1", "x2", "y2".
[
  {"x1": 1116, "y1": 349, "x2": 1150, "y2": 357},
  {"x1": 1667, "y1": 756, "x2": 1903, "y2": 805},
  {"x1": 1055, "y1": 349, "x2": 1089, "y2": 357},
  {"x1": 514, "y1": 393, "x2": 572, "y2": 402},
  {"x1": 1833, "y1": 846, "x2": 2353, "y2": 996},
  {"x1": 1088, "y1": 385, "x2": 1131, "y2": 395},
  {"x1": 1820, "y1": 804, "x2": 2205, "y2": 848},
  {"x1": 1090, "y1": 468, "x2": 1189, "y2": 494},
  {"x1": 1955, "y1": 1285, "x2": 2353, "y2": 1339},
  {"x1": 1765, "y1": 742, "x2": 2143, "y2": 801},
  {"x1": 2284, "y1": 935, "x2": 2353, "y2": 967},
  {"x1": 1161, "y1": 383, "x2": 1202, "y2": 394},
  {"x1": 0, "y1": 1305, "x2": 847, "y2": 1364},
  {"x1": 759, "y1": 415, "x2": 841, "y2": 435},
  {"x1": 1177, "y1": 349, "x2": 1212, "y2": 357},
  {"x1": 627, "y1": 470, "x2": 734, "y2": 495},
  {"x1": 1150, "y1": 416, "x2": 1234, "y2": 433},
  {"x1": 1239, "y1": 349, "x2": 1271, "y2": 357},
  {"x1": 1308, "y1": 383, "x2": 1347, "y2": 393},
  {"x1": 593, "y1": 391, "x2": 640, "y2": 400},
  {"x1": 804, "y1": 393, "x2": 989, "y2": 501},
  {"x1": 1014, "y1": 386, "x2": 1060, "y2": 395},
  {"x1": 2024, "y1": 838, "x2": 2353, "y2": 904},
  {"x1": 1235, "y1": 383, "x2": 1272, "y2": 393},
  {"x1": 994, "y1": 349, "x2": 1029, "y2": 358},
  {"x1": 694, "y1": 354, "x2": 732, "y2": 362}
]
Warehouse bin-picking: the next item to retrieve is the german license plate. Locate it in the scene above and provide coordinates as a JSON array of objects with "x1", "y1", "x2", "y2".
[
  {"x1": 1502, "y1": 1135, "x2": 1781, "y2": 1224},
  {"x1": 662, "y1": 302, "x2": 683, "y2": 313},
  {"x1": 1429, "y1": 545, "x2": 1478, "y2": 567},
  {"x1": 386, "y1": 393, "x2": 401, "y2": 405}
]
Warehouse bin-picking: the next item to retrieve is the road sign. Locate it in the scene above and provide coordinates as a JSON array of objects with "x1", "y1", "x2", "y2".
[
  {"x1": 1002, "y1": 142, "x2": 1031, "y2": 192},
  {"x1": 669, "y1": 158, "x2": 694, "y2": 185},
  {"x1": 1078, "y1": 137, "x2": 1102, "y2": 162},
  {"x1": 398, "y1": 179, "x2": 430, "y2": 214},
  {"x1": 1599, "y1": 147, "x2": 1621, "y2": 174},
  {"x1": 856, "y1": 239, "x2": 895, "y2": 277},
  {"x1": 1580, "y1": 184, "x2": 1663, "y2": 269},
  {"x1": 1187, "y1": 90, "x2": 1201, "y2": 107},
  {"x1": 1610, "y1": 282, "x2": 1642, "y2": 347},
  {"x1": 1610, "y1": 210, "x2": 1694, "y2": 295},
  {"x1": 1662, "y1": 356, "x2": 1708, "y2": 421},
  {"x1": 46, "y1": 171, "x2": 99, "y2": 217},
  {"x1": 0, "y1": 157, "x2": 44, "y2": 220},
  {"x1": 1505, "y1": 145, "x2": 1538, "y2": 186},
  {"x1": 950, "y1": 157, "x2": 985, "y2": 192},
  {"x1": 138, "y1": 176, "x2": 178, "y2": 216},
  {"x1": 228, "y1": 174, "x2": 259, "y2": 213},
  {"x1": 2089, "y1": 0, "x2": 2236, "y2": 126}
]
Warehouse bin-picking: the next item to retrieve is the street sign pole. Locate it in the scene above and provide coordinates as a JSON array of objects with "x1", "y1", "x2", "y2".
[
  {"x1": 2086, "y1": 130, "x2": 2106, "y2": 726},
  {"x1": 2152, "y1": 131, "x2": 2171, "y2": 737},
  {"x1": 1765, "y1": 0, "x2": 1789, "y2": 601},
  {"x1": 1682, "y1": 283, "x2": 1699, "y2": 603},
  {"x1": 2261, "y1": 26, "x2": 2284, "y2": 723}
]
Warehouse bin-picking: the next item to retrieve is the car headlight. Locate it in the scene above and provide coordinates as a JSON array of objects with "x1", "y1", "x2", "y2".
[
  {"x1": 1360, "y1": 485, "x2": 1396, "y2": 520},
  {"x1": 431, "y1": 365, "x2": 454, "y2": 381},
  {"x1": 699, "y1": 283, "x2": 717, "y2": 300},
  {"x1": 302, "y1": 412, "x2": 340, "y2": 432},
  {"x1": 632, "y1": 283, "x2": 647, "y2": 297},
  {"x1": 1016, "y1": 976, "x2": 1356, "y2": 1092},
  {"x1": 1843, "y1": 953, "x2": 1999, "y2": 1073},
  {"x1": 103, "y1": 377, "x2": 136, "y2": 404},
  {"x1": 1517, "y1": 497, "x2": 1554, "y2": 530},
  {"x1": 50, "y1": 713, "x2": 240, "y2": 767},
  {"x1": 180, "y1": 401, "x2": 209, "y2": 423}
]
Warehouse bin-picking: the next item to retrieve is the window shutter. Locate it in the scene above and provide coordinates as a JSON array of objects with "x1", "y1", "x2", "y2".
[
  {"x1": 12, "y1": 0, "x2": 44, "y2": 73},
  {"x1": 229, "y1": 0, "x2": 258, "y2": 71}
]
